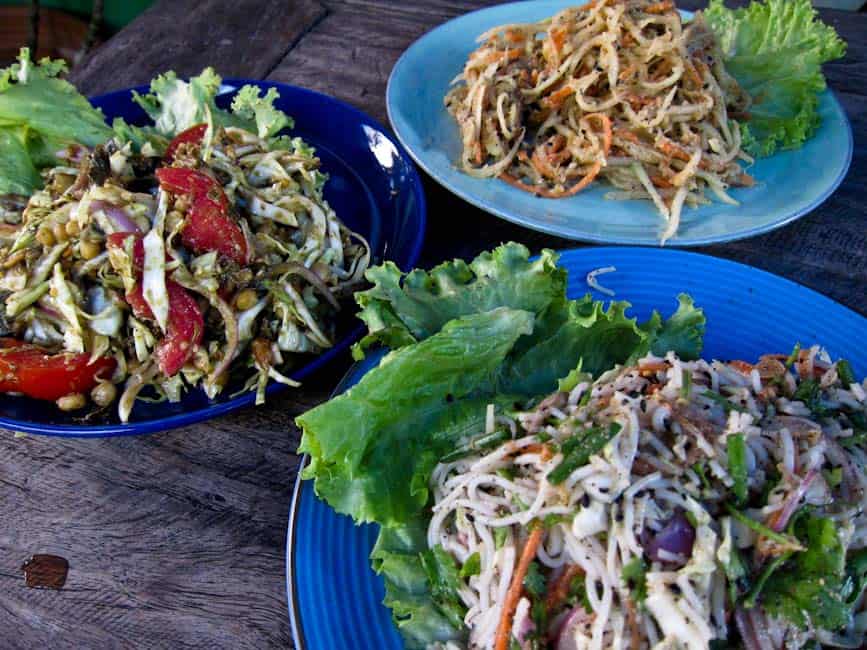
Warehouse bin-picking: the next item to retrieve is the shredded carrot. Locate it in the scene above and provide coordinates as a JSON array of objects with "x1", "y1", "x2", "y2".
[
  {"x1": 618, "y1": 64, "x2": 637, "y2": 81},
  {"x1": 649, "y1": 174, "x2": 673, "y2": 188},
  {"x1": 474, "y1": 141, "x2": 483, "y2": 165},
  {"x1": 494, "y1": 527, "x2": 545, "y2": 650},
  {"x1": 730, "y1": 360, "x2": 754, "y2": 374},
  {"x1": 614, "y1": 128, "x2": 641, "y2": 144},
  {"x1": 684, "y1": 59, "x2": 703, "y2": 87},
  {"x1": 550, "y1": 26, "x2": 567, "y2": 55},
  {"x1": 504, "y1": 29, "x2": 526, "y2": 44},
  {"x1": 545, "y1": 564, "x2": 584, "y2": 610},
  {"x1": 543, "y1": 84, "x2": 575, "y2": 109},
  {"x1": 501, "y1": 160, "x2": 602, "y2": 198},
  {"x1": 645, "y1": 0, "x2": 675, "y2": 14},
  {"x1": 585, "y1": 113, "x2": 612, "y2": 156},
  {"x1": 520, "y1": 443, "x2": 552, "y2": 457}
]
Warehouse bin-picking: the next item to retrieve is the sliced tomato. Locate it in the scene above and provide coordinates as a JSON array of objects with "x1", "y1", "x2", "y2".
[
  {"x1": 126, "y1": 282, "x2": 204, "y2": 377},
  {"x1": 0, "y1": 338, "x2": 116, "y2": 401},
  {"x1": 107, "y1": 231, "x2": 145, "y2": 269},
  {"x1": 163, "y1": 124, "x2": 207, "y2": 164},
  {"x1": 107, "y1": 233, "x2": 205, "y2": 377},
  {"x1": 155, "y1": 167, "x2": 249, "y2": 265}
]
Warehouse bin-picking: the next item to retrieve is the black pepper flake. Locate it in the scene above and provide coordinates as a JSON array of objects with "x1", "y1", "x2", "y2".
[
  {"x1": 621, "y1": 398, "x2": 629, "y2": 405},
  {"x1": 581, "y1": 493, "x2": 591, "y2": 507},
  {"x1": 599, "y1": 487, "x2": 610, "y2": 494},
  {"x1": 640, "y1": 400, "x2": 647, "y2": 413},
  {"x1": 670, "y1": 584, "x2": 682, "y2": 595}
]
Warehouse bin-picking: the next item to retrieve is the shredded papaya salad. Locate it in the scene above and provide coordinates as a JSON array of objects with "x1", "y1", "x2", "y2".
[
  {"x1": 0, "y1": 57, "x2": 369, "y2": 421},
  {"x1": 427, "y1": 348, "x2": 867, "y2": 649},
  {"x1": 444, "y1": 0, "x2": 845, "y2": 243}
]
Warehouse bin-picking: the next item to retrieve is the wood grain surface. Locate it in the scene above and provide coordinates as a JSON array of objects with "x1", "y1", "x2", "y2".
[{"x1": 1, "y1": 0, "x2": 864, "y2": 648}]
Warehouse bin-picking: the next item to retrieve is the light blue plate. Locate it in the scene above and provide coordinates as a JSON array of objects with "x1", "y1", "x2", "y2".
[
  {"x1": 287, "y1": 247, "x2": 867, "y2": 649},
  {"x1": 386, "y1": 1, "x2": 853, "y2": 246}
]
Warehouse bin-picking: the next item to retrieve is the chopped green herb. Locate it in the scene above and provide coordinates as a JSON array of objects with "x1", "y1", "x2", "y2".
[
  {"x1": 691, "y1": 462, "x2": 711, "y2": 491},
  {"x1": 823, "y1": 467, "x2": 843, "y2": 489},
  {"x1": 837, "y1": 359, "x2": 855, "y2": 387},
  {"x1": 723, "y1": 542, "x2": 750, "y2": 606},
  {"x1": 460, "y1": 552, "x2": 481, "y2": 578},
  {"x1": 792, "y1": 379, "x2": 829, "y2": 417},
  {"x1": 567, "y1": 573, "x2": 592, "y2": 611},
  {"x1": 845, "y1": 548, "x2": 867, "y2": 606},
  {"x1": 727, "y1": 434, "x2": 748, "y2": 507},
  {"x1": 848, "y1": 411, "x2": 867, "y2": 432},
  {"x1": 548, "y1": 423, "x2": 622, "y2": 484},
  {"x1": 523, "y1": 561, "x2": 547, "y2": 600},
  {"x1": 680, "y1": 369, "x2": 692, "y2": 399},
  {"x1": 621, "y1": 557, "x2": 648, "y2": 603},
  {"x1": 494, "y1": 527, "x2": 509, "y2": 550},
  {"x1": 543, "y1": 513, "x2": 572, "y2": 528},
  {"x1": 685, "y1": 510, "x2": 699, "y2": 528},
  {"x1": 496, "y1": 467, "x2": 516, "y2": 481},
  {"x1": 512, "y1": 495, "x2": 530, "y2": 511},
  {"x1": 702, "y1": 390, "x2": 747, "y2": 413},
  {"x1": 743, "y1": 551, "x2": 793, "y2": 609},
  {"x1": 419, "y1": 545, "x2": 467, "y2": 629},
  {"x1": 536, "y1": 431, "x2": 552, "y2": 443},
  {"x1": 578, "y1": 388, "x2": 592, "y2": 407},
  {"x1": 725, "y1": 505, "x2": 804, "y2": 551},
  {"x1": 440, "y1": 428, "x2": 511, "y2": 463},
  {"x1": 763, "y1": 515, "x2": 852, "y2": 630}
]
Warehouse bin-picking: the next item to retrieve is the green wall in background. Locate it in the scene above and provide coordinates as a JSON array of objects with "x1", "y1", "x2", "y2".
[{"x1": 0, "y1": 1, "x2": 155, "y2": 32}]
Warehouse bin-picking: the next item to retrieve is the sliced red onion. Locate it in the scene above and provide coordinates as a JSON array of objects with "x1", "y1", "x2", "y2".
[
  {"x1": 555, "y1": 606, "x2": 593, "y2": 650},
  {"x1": 91, "y1": 200, "x2": 141, "y2": 234},
  {"x1": 646, "y1": 511, "x2": 695, "y2": 565},
  {"x1": 771, "y1": 468, "x2": 817, "y2": 533}
]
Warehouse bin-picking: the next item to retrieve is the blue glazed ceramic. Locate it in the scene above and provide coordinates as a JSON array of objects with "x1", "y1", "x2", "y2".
[
  {"x1": 0, "y1": 81, "x2": 426, "y2": 436},
  {"x1": 386, "y1": 1, "x2": 852, "y2": 246},
  {"x1": 288, "y1": 246, "x2": 867, "y2": 650}
]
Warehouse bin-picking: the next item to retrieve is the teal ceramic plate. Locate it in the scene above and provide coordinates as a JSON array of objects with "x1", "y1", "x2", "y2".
[{"x1": 386, "y1": 1, "x2": 852, "y2": 246}]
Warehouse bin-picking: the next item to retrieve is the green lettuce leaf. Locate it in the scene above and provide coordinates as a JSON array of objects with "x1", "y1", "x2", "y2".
[
  {"x1": 352, "y1": 243, "x2": 565, "y2": 359},
  {"x1": 132, "y1": 68, "x2": 294, "y2": 140},
  {"x1": 298, "y1": 307, "x2": 535, "y2": 527},
  {"x1": 704, "y1": 0, "x2": 846, "y2": 157},
  {"x1": 0, "y1": 126, "x2": 41, "y2": 196},
  {"x1": 371, "y1": 523, "x2": 465, "y2": 648},
  {"x1": 0, "y1": 48, "x2": 113, "y2": 195}
]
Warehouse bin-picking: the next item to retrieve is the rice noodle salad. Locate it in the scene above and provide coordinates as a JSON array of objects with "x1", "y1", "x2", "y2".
[
  {"x1": 443, "y1": 0, "x2": 845, "y2": 243},
  {"x1": 427, "y1": 347, "x2": 867, "y2": 649},
  {"x1": 0, "y1": 60, "x2": 369, "y2": 421}
]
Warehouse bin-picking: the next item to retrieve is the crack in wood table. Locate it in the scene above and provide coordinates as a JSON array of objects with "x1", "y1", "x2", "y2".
[{"x1": 1, "y1": 0, "x2": 864, "y2": 647}]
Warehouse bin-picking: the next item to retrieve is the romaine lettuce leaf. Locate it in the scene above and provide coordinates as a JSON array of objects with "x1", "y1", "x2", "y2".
[{"x1": 704, "y1": 0, "x2": 846, "y2": 157}]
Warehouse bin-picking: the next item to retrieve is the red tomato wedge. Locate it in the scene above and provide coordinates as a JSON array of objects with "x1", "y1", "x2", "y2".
[
  {"x1": 163, "y1": 124, "x2": 207, "y2": 164},
  {"x1": 155, "y1": 167, "x2": 249, "y2": 265},
  {"x1": 0, "y1": 338, "x2": 116, "y2": 401},
  {"x1": 126, "y1": 283, "x2": 204, "y2": 377},
  {"x1": 106, "y1": 233, "x2": 205, "y2": 377}
]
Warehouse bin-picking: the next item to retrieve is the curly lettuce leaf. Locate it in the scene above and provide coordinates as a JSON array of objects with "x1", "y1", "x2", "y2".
[
  {"x1": 230, "y1": 85, "x2": 293, "y2": 138},
  {"x1": 352, "y1": 243, "x2": 565, "y2": 359},
  {"x1": 132, "y1": 68, "x2": 294, "y2": 140},
  {"x1": 704, "y1": 0, "x2": 846, "y2": 157}
]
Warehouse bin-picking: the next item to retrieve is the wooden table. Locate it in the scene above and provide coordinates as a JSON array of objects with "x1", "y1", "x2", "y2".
[{"x1": 1, "y1": 1, "x2": 864, "y2": 647}]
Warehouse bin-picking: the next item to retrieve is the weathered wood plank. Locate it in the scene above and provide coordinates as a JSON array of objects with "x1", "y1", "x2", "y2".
[{"x1": 69, "y1": 0, "x2": 327, "y2": 96}]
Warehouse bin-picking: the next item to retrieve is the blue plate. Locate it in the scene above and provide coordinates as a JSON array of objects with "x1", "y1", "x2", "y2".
[
  {"x1": 0, "y1": 81, "x2": 426, "y2": 437},
  {"x1": 287, "y1": 246, "x2": 867, "y2": 650},
  {"x1": 386, "y1": 0, "x2": 853, "y2": 246}
]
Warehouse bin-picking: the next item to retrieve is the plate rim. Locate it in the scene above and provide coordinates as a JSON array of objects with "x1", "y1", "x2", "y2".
[
  {"x1": 385, "y1": 0, "x2": 854, "y2": 247},
  {"x1": 0, "y1": 79, "x2": 427, "y2": 437},
  {"x1": 285, "y1": 245, "x2": 867, "y2": 650}
]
